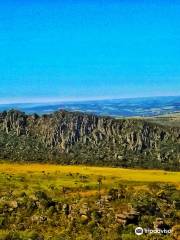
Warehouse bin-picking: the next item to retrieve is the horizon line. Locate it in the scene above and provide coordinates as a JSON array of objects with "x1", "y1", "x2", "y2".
[{"x1": 0, "y1": 94, "x2": 180, "y2": 105}]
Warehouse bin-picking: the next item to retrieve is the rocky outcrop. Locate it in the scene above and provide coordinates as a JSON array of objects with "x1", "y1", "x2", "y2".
[
  {"x1": 115, "y1": 209, "x2": 139, "y2": 225},
  {"x1": 0, "y1": 109, "x2": 179, "y2": 170}
]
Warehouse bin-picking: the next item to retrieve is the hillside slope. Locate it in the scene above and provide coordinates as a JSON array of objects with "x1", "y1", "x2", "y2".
[{"x1": 0, "y1": 110, "x2": 179, "y2": 170}]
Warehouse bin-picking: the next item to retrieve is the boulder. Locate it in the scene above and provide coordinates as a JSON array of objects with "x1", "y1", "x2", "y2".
[{"x1": 80, "y1": 214, "x2": 89, "y2": 224}]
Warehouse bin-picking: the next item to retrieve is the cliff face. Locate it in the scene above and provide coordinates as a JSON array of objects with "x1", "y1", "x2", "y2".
[{"x1": 0, "y1": 109, "x2": 179, "y2": 170}]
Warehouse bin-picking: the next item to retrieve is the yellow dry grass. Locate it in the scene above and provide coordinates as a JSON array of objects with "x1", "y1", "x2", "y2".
[{"x1": 0, "y1": 162, "x2": 179, "y2": 185}]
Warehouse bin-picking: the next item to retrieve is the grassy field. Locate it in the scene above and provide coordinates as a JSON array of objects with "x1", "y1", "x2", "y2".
[
  {"x1": 0, "y1": 162, "x2": 179, "y2": 181},
  {"x1": 0, "y1": 163, "x2": 179, "y2": 197}
]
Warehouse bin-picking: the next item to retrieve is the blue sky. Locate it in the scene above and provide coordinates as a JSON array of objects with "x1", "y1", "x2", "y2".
[{"x1": 0, "y1": 0, "x2": 180, "y2": 103}]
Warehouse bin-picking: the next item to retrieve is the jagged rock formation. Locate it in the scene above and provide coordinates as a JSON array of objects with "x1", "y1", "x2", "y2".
[{"x1": 0, "y1": 109, "x2": 179, "y2": 170}]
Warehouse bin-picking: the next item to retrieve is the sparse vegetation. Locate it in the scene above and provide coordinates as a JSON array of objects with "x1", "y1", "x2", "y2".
[{"x1": 0, "y1": 163, "x2": 179, "y2": 239}]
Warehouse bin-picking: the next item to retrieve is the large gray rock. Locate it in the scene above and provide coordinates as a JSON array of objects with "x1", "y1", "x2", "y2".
[{"x1": 0, "y1": 109, "x2": 179, "y2": 169}]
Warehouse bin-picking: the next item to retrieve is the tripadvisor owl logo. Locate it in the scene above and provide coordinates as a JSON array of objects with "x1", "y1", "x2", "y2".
[{"x1": 135, "y1": 227, "x2": 144, "y2": 235}]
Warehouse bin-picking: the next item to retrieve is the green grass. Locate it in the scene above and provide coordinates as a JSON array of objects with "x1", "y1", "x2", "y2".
[{"x1": 0, "y1": 162, "x2": 179, "y2": 199}]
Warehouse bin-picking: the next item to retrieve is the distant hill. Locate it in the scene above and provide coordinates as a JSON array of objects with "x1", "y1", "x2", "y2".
[
  {"x1": 0, "y1": 96, "x2": 180, "y2": 117},
  {"x1": 0, "y1": 109, "x2": 179, "y2": 170}
]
